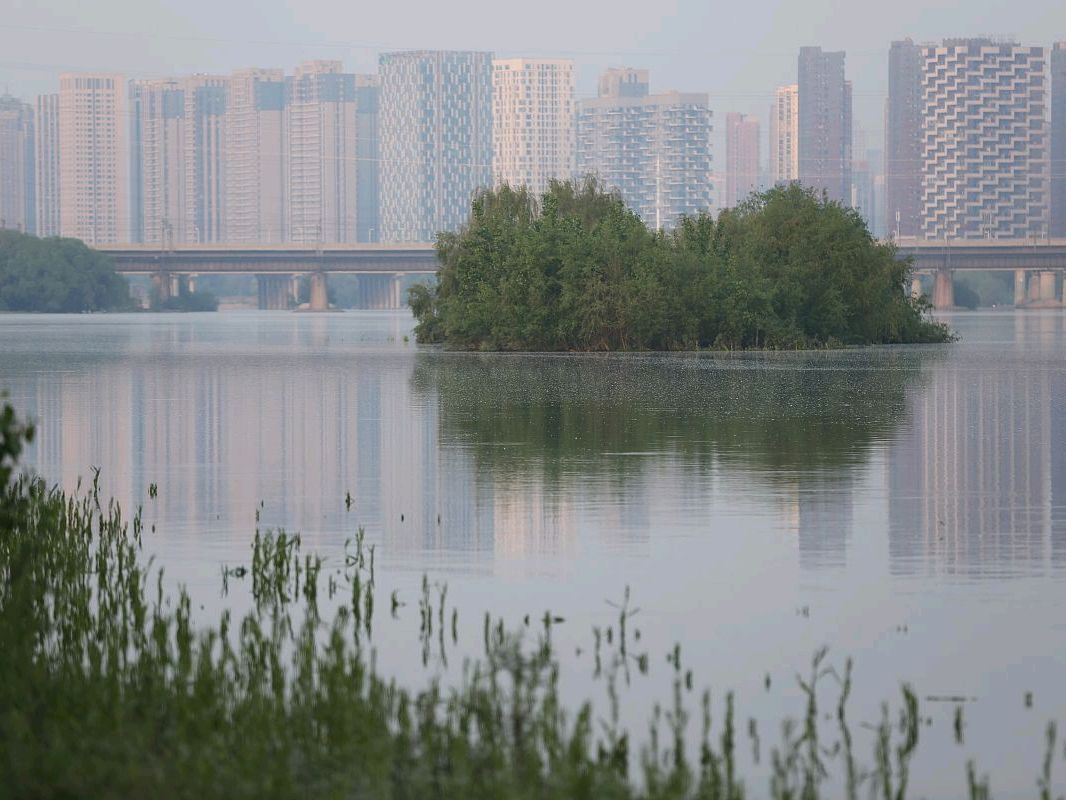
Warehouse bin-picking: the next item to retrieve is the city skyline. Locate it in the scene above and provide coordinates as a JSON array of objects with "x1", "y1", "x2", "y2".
[{"x1": 2, "y1": 34, "x2": 1066, "y2": 243}]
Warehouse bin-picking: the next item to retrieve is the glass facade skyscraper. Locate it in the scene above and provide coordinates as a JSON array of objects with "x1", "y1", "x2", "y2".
[{"x1": 379, "y1": 51, "x2": 493, "y2": 243}]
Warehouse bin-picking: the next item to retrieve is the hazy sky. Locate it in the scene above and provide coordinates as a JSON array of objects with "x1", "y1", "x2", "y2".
[{"x1": 3, "y1": 0, "x2": 1065, "y2": 152}]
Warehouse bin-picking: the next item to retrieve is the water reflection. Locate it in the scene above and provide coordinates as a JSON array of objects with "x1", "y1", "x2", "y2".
[
  {"x1": 6, "y1": 312, "x2": 1066, "y2": 581},
  {"x1": 414, "y1": 350, "x2": 931, "y2": 568},
  {"x1": 887, "y1": 318, "x2": 1066, "y2": 577}
]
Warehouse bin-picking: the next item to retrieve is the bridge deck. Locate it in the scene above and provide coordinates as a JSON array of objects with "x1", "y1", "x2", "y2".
[{"x1": 97, "y1": 239, "x2": 1066, "y2": 275}]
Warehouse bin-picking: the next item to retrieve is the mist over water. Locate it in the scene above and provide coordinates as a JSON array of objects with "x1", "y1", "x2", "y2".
[{"x1": 2, "y1": 309, "x2": 1066, "y2": 796}]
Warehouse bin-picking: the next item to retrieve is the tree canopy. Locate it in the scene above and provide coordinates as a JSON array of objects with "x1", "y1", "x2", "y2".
[
  {"x1": 410, "y1": 180, "x2": 951, "y2": 350},
  {"x1": 0, "y1": 229, "x2": 132, "y2": 313}
]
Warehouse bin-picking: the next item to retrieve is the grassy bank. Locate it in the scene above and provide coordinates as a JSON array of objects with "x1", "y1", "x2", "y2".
[{"x1": 0, "y1": 404, "x2": 1056, "y2": 799}]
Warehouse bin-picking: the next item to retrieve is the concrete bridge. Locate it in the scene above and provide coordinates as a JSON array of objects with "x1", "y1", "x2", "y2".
[
  {"x1": 894, "y1": 238, "x2": 1066, "y2": 310},
  {"x1": 99, "y1": 238, "x2": 1066, "y2": 311},
  {"x1": 99, "y1": 243, "x2": 440, "y2": 310}
]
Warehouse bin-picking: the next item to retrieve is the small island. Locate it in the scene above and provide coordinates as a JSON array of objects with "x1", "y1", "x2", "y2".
[{"x1": 409, "y1": 180, "x2": 952, "y2": 350}]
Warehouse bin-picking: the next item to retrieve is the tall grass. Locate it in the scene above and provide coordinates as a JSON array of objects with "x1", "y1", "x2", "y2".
[{"x1": 0, "y1": 405, "x2": 1059, "y2": 799}]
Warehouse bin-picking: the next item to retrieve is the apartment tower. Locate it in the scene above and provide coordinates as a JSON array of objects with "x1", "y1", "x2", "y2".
[
  {"x1": 797, "y1": 47, "x2": 852, "y2": 204},
  {"x1": 225, "y1": 68, "x2": 286, "y2": 243},
  {"x1": 285, "y1": 61, "x2": 358, "y2": 243},
  {"x1": 725, "y1": 112, "x2": 760, "y2": 207},
  {"x1": 885, "y1": 39, "x2": 923, "y2": 238},
  {"x1": 354, "y1": 74, "x2": 381, "y2": 243},
  {"x1": 0, "y1": 95, "x2": 35, "y2": 234},
  {"x1": 577, "y1": 68, "x2": 713, "y2": 229},
  {"x1": 34, "y1": 94, "x2": 60, "y2": 237},
  {"x1": 1052, "y1": 42, "x2": 1066, "y2": 237},
  {"x1": 769, "y1": 84, "x2": 799, "y2": 185},
  {"x1": 492, "y1": 58, "x2": 575, "y2": 197},
  {"x1": 379, "y1": 51, "x2": 493, "y2": 242},
  {"x1": 183, "y1": 75, "x2": 228, "y2": 243},
  {"x1": 920, "y1": 39, "x2": 1048, "y2": 239},
  {"x1": 130, "y1": 75, "x2": 228, "y2": 245},
  {"x1": 58, "y1": 73, "x2": 128, "y2": 244},
  {"x1": 130, "y1": 79, "x2": 185, "y2": 245}
]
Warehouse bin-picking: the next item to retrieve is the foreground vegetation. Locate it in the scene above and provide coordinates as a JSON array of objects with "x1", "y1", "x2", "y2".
[
  {"x1": 0, "y1": 229, "x2": 132, "y2": 312},
  {"x1": 0, "y1": 403, "x2": 1058, "y2": 798},
  {"x1": 410, "y1": 181, "x2": 951, "y2": 350}
]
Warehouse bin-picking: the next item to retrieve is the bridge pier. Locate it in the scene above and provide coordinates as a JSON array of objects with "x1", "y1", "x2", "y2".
[
  {"x1": 1040, "y1": 272, "x2": 1058, "y2": 305},
  {"x1": 910, "y1": 276, "x2": 922, "y2": 299},
  {"x1": 1015, "y1": 270, "x2": 1028, "y2": 306},
  {"x1": 152, "y1": 271, "x2": 173, "y2": 305},
  {"x1": 257, "y1": 275, "x2": 294, "y2": 310},
  {"x1": 391, "y1": 273, "x2": 406, "y2": 309},
  {"x1": 932, "y1": 269, "x2": 954, "y2": 310},
  {"x1": 308, "y1": 271, "x2": 330, "y2": 311},
  {"x1": 360, "y1": 275, "x2": 389, "y2": 309}
]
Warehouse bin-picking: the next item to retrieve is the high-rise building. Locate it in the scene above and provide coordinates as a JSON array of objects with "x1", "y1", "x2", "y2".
[
  {"x1": 58, "y1": 73, "x2": 128, "y2": 244},
  {"x1": 285, "y1": 61, "x2": 358, "y2": 243},
  {"x1": 0, "y1": 95, "x2": 35, "y2": 234},
  {"x1": 130, "y1": 79, "x2": 186, "y2": 245},
  {"x1": 183, "y1": 75, "x2": 228, "y2": 244},
  {"x1": 130, "y1": 75, "x2": 228, "y2": 245},
  {"x1": 885, "y1": 39, "x2": 923, "y2": 239},
  {"x1": 34, "y1": 94, "x2": 60, "y2": 237},
  {"x1": 225, "y1": 68, "x2": 286, "y2": 243},
  {"x1": 725, "y1": 112, "x2": 760, "y2": 208},
  {"x1": 577, "y1": 68, "x2": 713, "y2": 229},
  {"x1": 1052, "y1": 42, "x2": 1066, "y2": 238},
  {"x1": 797, "y1": 47, "x2": 852, "y2": 204},
  {"x1": 920, "y1": 39, "x2": 1048, "y2": 239},
  {"x1": 379, "y1": 51, "x2": 493, "y2": 243},
  {"x1": 769, "y1": 84, "x2": 799, "y2": 185},
  {"x1": 851, "y1": 154, "x2": 879, "y2": 237},
  {"x1": 492, "y1": 58, "x2": 575, "y2": 196},
  {"x1": 354, "y1": 74, "x2": 380, "y2": 243}
]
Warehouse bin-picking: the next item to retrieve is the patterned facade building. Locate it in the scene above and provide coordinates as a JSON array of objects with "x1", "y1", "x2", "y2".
[
  {"x1": 34, "y1": 94, "x2": 60, "y2": 237},
  {"x1": 920, "y1": 40, "x2": 1048, "y2": 239},
  {"x1": 885, "y1": 39, "x2": 923, "y2": 238},
  {"x1": 492, "y1": 58, "x2": 575, "y2": 197},
  {"x1": 0, "y1": 95, "x2": 35, "y2": 234},
  {"x1": 577, "y1": 68, "x2": 713, "y2": 229},
  {"x1": 57, "y1": 73, "x2": 128, "y2": 244},
  {"x1": 225, "y1": 68, "x2": 286, "y2": 243},
  {"x1": 797, "y1": 47, "x2": 852, "y2": 205},
  {"x1": 285, "y1": 61, "x2": 358, "y2": 243},
  {"x1": 1052, "y1": 42, "x2": 1066, "y2": 238},
  {"x1": 769, "y1": 84, "x2": 798, "y2": 185},
  {"x1": 725, "y1": 112, "x2": 760, "y2": 208},
  {"x1": 379, "y1": 51, "x2": 493, "y2": 243}
]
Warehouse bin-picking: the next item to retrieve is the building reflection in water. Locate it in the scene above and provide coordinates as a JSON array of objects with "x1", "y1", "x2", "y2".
[
  {"x1": 888, "y1": 314, "x2": 1066, "y2": 576},
  {"x1": 777, "y1": 471, "x2": 856, "y2": 570},
  {"x1": 17, "y1": 312, "x2": 1066, "y2": 580}
]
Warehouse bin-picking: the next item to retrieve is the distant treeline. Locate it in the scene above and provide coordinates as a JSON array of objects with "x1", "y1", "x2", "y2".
[
  {"x1": 410, "y1": 180, "x2": 952, "y2": 350},
  {"x1": 0, "y1": 229, "x2": 131, "y2": 313}
]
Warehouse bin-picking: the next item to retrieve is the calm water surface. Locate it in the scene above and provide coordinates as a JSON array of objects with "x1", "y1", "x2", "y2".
[{"x1": 2, "y1": 309, "x2": 1065, "y2": 796}]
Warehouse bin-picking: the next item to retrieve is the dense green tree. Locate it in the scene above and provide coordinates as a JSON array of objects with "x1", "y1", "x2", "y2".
[
  {"x1": 412, "y1": 180, "x2": 952, "y2": 350},
  {"x1": 0, "y1": 229, "x2": 132, "y2": 312}
]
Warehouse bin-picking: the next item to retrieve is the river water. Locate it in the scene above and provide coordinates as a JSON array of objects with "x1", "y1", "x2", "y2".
[{"x1": 2, "y1": 309, "x2": 1065, "y2": 796}]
